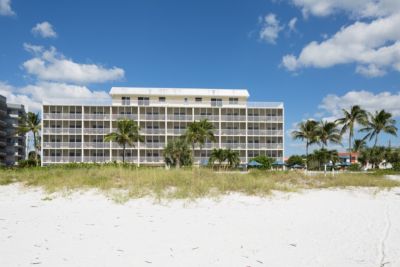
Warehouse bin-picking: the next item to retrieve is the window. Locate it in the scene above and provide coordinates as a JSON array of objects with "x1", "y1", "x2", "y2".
[
  {"x1": 122, "y1": 96, "x2": 130, "y2": 106},
  {"x1": 159, "y1": 97, "x2": 166, "y2": 102},
  {"x1": 195, "y1": 97, "x2": 202, "y2": 102},
  {"x1": 229, "y1": 98, "x2": 239, "y2": 104},
  {"x1": 211, "y1": 98, "x2": 222, "y2": 107},
  {"x1": 184, "y1": 98, "x2": 188, "y2": 103},
  {"x1": 138, "y1": 97, "x2": 149, "y2": 106}
]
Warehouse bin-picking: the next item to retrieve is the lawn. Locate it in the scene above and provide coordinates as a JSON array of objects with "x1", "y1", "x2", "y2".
[{"x1": 0, "y1": 165, "x2": 399, "y2": 201}]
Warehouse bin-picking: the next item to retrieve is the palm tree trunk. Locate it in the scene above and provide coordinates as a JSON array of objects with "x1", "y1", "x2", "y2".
[
  {"x1": 374, "y1": 134, "x2": 378, "y2": 147},
  {"x1": 305, "y1": 142, "x2": 309, "y2": 170},
  {"x1": 122, "y1": 144, "x2": 126, "y2": 163},
  {"x1": 33, "y1": 131, "x2": 38, "y2": 165}
]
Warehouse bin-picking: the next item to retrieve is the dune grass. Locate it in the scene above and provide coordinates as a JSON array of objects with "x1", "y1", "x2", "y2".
[{"x1": 0, "y1": 165, "x2": 399, "y2": 200}]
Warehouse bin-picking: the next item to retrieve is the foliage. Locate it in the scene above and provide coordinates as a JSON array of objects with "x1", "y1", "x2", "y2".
[
  {"x1": 335, "y1": 105, "x2": 368, "y2": 153},
  {"x1": 104, "y1": 119, "x2": 143, "y2": 163},
  {"x1": 286, "y1": 155, "x2": 304, "y2": 167},
  {"x1": 18, "y1": 112, "x2": 41, "y2": 166},
  {"x1": 392, "y1": 162, "x2": 400, "y2": 171},
  {"x1": 250, "y1": 155, "x2": 274, "y2": 169},
  {"x1": 209, "y1": 148, "x2": 227, "y2": 168},
  {"x1": 308, "y1": 149, "x2": 339, "y2": 171},
  {"x1": 360, "y1": 110, "x2": 397, "y2": 147},
  {"x1": 163, "y1": 139, "x2": 192, "y2": 168},
  {"x1": 353, "y1": 139, "x2": 366, "y2": 152},
  {"x1": 291, "y1": 120, "x2": 319, "y2": 168},
  {"x1": 358, "y1": 146, "x2": 386, "y2": 169},
  {"x1": 184, "y1": 119, "x2": 216, "y2": 151},
  {"x1": 347, "y1": 163, "x2": 361, "y2": 172},
  {"x1": 18, "y1": 159, "x2": 39, "y2": 168},
  {"x1": 316, "y1": 120, "x2": 342, "y2": 148}
]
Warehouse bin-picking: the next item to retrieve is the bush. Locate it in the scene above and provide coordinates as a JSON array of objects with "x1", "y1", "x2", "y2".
[
  {"x1": 250, "y1": 155, "x2": 274, "y2": 169},
  {"x1": 347, "y1": 163, "x2": 361, "y2": 171},
  {"x1": 392, "y1": 162, "x2": 400, "y2": 172},
  {"x1": 18, "y1": 159, "x2": 39, "y2": 168}
]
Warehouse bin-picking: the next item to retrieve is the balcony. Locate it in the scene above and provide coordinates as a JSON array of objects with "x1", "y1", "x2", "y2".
[
  {"x1": 247, "y1": 130, "x2": 283, "y2": 136},
  {"x1": 83, "y1": 156, "x2": 110, "y2": 162},
  {"x1": 141, "y1": 129, "x2": 165, "y2": 135},
  {"x1": 83, "y1": 142, "x2": 110, "y2": 149},
  {"x1": 112, "y1": 114, "x2": 138, "y2": 120},
  {"x1": 143, "y1": 142, "x2": 165, "y2": 149},
  {"x1": 112, "y1": 156, "x2": 138, "y2": 163},
  {"x1": 166, "y1": 129, "x2": 186, "y2": 135},
  {"x1": 141, "y1": 114, "x2": 166, "y2": 120},
  {"x1": 220, "y1": 129, "x2": 246, "y2": 135},
  {"x1": 221, "y1": 115, "x2": 246, "y2": 121},
  {"x1": 83, "y1": 128, "x2": 111, "y2": 135},
  {"x1": 83, "y1": 114, "x2": 111, "y2": 120},
  {"x1": 43, "y1": 113, "x2": 83, "y2": 120},
  {"x1": 247, "y1": 143, "x2": 283, "y2": 149},
  {"x1": 193, "y1": 115, "x2": 219, "y2": 121},
  {"x1": 139, "y1": 157, "x2": 164, "y2": 163},
  {"x1": 43, "y1": 142, "x2": 82, "y2": 149},
  {"x1": 42, "y1": 156, "x2": 82, "y2": 163},
  {"x1": 167, "y1": 114, "x2": 192, "y2": 121},
  {"x1": 43, "y1": 128, "x2": 82, "y2": 134},
  {"x1": 221, "y1": 143, "x2": 246, "y2": 149},
  {"x1": 247, "y1": 115, "x2": 283, "y2": 122}
]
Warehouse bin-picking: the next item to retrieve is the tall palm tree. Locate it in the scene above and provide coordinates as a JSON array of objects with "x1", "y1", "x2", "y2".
[
  {"x1": 184, "y1": 119, "x2": 216, "y2": 160},
  {"x1": 291, "y1": 120, "x2": 318, "y2": 169},
  {"x1": 316, "y1": 120, "x2": 342, "y2": 148},
  {"x1": 225, "y1": 149, "x2": 240, "y2": 169},
  {"x1": 104, "y1": 119, "x2": 143, "y2": 163},
  {"x1": 18, "y1": 112, "x2": 41, "y2": 165},
  {"x1": 163, "y1": 138, "x2": 192, "y2": 168},
  {"x1": 360, "y1": 110, "x2": 397, "y2": 147},
  {"x1": 335, "y1": 105, "x2": 367, "y2": 153},
  {"x1": 353, "y1": 139, "x2": 366, "y2": 153}
]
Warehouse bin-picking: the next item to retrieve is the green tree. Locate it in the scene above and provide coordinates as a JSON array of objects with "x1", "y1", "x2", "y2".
[
  {"x1": 286, "y1": 155, "x2": 304, "y2": 167},
  {"x1": 184, "y1": 119, "x2": 216, "y2": 159},
  {"x1": 163, "y1": 139, "x2": 192, "y2": 168},
  {"x1": 209, "y1": 148, "x2": 227, "y2": 170},
  {"x1": 225, "y1": 149, "x2": 240, "y2": 169},
  {"x1": 358, "y1": 147, "x2": 386, "y2": 169},
  {"x1": 250, "y1": 155, "x2": 274, "y2": 170},
  {"x1": 335, "y1": 105, "x2": 367, "y2": 153},
  {"x1": 353, "y1": 139, "x2": 366, "y2": 153},
  {"x1": 104, "y1": 119, "x2": 143, "y2": 163},
  {"x1": 291, "y1": 120, "x2": 319, "y2": 169},
  {"x1": 18, "y1": 112, "x2": 41, "y2": 166},
  {"x1": 309, "y1": 149, "x2": 339, "y2": 170},
  {"x1": 316, "y1": 120, "x2": 342, "y2": 148},
  {"x1": 360, "y1": 110, "x2": 397, "y2": 147}
]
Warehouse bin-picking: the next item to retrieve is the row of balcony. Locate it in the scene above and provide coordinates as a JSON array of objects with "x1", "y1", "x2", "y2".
[
  {"x1": 43, "y1": 113, "x2": 283, "y2": 122},
  {"x1": 43, "y1": 128, "x2": 284, "y2": 136},
  {"x1": 42, "y1": 142, "x2": 284, "y2": 149}
]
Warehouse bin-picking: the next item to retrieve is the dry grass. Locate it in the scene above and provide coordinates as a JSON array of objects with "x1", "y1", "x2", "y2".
[{"x1": 0, "y1": 166, "x2": 399, "y2": 201}]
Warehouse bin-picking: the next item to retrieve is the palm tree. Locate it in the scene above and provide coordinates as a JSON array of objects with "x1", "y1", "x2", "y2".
[
  {"x1": 316, "y1": 120, "x2": 342, "y2": 148},
  {"x1": 163, "y1": 138, "x2": 192, "y2": 168},
  {"x1": 360, "y1": 110, "x2": 397, "y2": 147},
  {"x1": 353, "y1": 139, "x2": 366, "y2": 153},
  {"x1": 335, "y1": 105, "x2": 367, "y2": 153},
  {"x1": 184, "y1": 119, "x2": 216, "y2": 160},
  {"x1": 291, "y1": 120, "x2": 318, "y2": 169},
  {"x1": 18, "y1": 112, "x2": 41, "y2": 165},
  {"x1": 104, "y1": 119, "x2": 143, "y2": 163},
  {"x1": 225, "y1": 149, "x2": 240, "y2": 169},
  {"x1": 209, "y1": 148, "x2": 227, "y2": 170}
]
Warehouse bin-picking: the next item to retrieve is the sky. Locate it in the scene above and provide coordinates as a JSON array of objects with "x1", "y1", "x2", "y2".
[{"x1": 1, "y1": 0, "x2": 400, "y2": 156}]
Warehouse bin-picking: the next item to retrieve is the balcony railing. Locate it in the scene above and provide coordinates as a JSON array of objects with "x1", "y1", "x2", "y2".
[
  {"x1": 247, "y1": 130, "x2": 283, "y2": 136},
  {"x1": 247, "y1": 143, "x2": 283, "y2": 149},
  {"x1": 193, "y1": 115, "x2": 219, "y2": 121},
  {"x1": 220, "y1": 115, "x2": 246, "y2": 121},
  {"x1": 83, "y1": 156, "x2": 110, "y2": 162},
  {"x1": 167, "y1": 115, "x2": 193, "y2": 121},
  {"x1": 42, "y1": 156, "x2": 82, "y2": 163},
  {"x1": 83, "y1": 114, "x2": 111, "y2": 120},
  {"x1": 43, "y1": 113, "x2": 83, "y2": 120},
  {"x1": 43, "y1": 128, "x2": 82, "y2": 134},
  {"x1": 141, "y1": 114, "x2": 166, "y2": 120},
  {"x1": 83, "y1": 128, "x2": 111, "y2": 134},
  {"x1": 43, "y1": 142, "x2": 82, "y2": 149},
  {"x1": 83, "y1": 142, "x2": 110, "y2": 149},
  {"x1": 112, "y1": 114, "x2": 138, "y2": 120},
  {"x1": 221, "y1": 143, "x2": 246, "y2": 149},
  {"x1": 139, "y1": 157, "x2": 164, "y2": 163},
  {"x1": 247, "y1": 116, "x2": 283, "y2": 122},
  {"x1": 141, "y1": 129, "x2": 165, "y2": 135},
  {"x1": 220, "y1": 129, "x2": 246, "y2": 135},
  {"x1": 166, "y1": 129, "x2": 186, "y2": 135}
]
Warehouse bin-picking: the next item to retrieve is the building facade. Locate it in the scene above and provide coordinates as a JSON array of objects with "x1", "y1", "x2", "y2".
[
  {"x1": 0, "y1": 95, "x2": 26, "y2": 166},
  {"x1": 41, "y1": 87, "x2": 284, "y2": 166}
]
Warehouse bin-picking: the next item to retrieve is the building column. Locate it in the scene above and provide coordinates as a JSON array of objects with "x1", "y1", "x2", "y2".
[
  {"x1": 81, "y1": 106, "x2": 84, "y2": 163},
  {"x1": 245, "y1": 107, "x2": 248, "y2": 164},
  {"x1": 218, "y1": 108, "x2": 221, "y2": 149},
  {"x1": 137, "y1": 106, "x2": 140, "y2": 167},
  {"x1": 109, "y1": 106, "x2": 112, "y2": 162}
]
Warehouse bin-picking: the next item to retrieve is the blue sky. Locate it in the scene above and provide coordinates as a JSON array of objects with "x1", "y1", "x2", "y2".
[{"x1": 1, "y1": 0, "x2": 400, "y2": 155}]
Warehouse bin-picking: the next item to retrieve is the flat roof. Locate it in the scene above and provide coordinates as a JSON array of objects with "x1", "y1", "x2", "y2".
[{"x1": 109, "y1": 87, "x2": 250, "y2": 98}]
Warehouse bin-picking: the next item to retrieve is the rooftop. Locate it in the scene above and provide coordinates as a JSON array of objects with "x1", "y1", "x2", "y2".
[{"x1": 109, "y1": 87, "x2": 250, "y2": 98}]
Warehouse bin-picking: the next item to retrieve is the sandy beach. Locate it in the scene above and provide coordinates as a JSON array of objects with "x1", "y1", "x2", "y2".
[{"x1": 1, "y1": 184, "x2": 399, "y2": 267}]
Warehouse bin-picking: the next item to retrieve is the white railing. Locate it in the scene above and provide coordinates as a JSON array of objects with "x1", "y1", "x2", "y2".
[
  {"x1": 220, "y1": 129, "x2": 246, "y2": 135},
  {"x1": 166, "y1": 129, "x2": 186, "y2": 135},
  {"x1": 43, "y1": 113, "x2": 82, "y2": 120},
  {"x1": 43, "y1": 142, "x2": 82, "y2": 149},
  {"x1": 221, "y1": 143, "x2": 246, "y2": 149},
  {"x1": 221, "y1": 115, "x2": 246, "y2": 121},
  {"x1": 144, "y1": 143, "x2": 165, "y2": 149},
  {"x1": 83, "y1": 156, "x2": 110, "y2": 162},
  {"x1": 247, "y1": 143, "x2": 283, "y2": 149},
  {"x1": 141, "y1": 114, "x2": 166, "y2": 120},
  {"x1": 167, "y1": 115, "x2": 193, "y2": 121},
  {"x1": 141, "y1": 129, "x2": 165, "y2": 135},
  {"x1": 83, "y1": 128, "x2": 111, "y2": 134},
  {"x1": 83, "y1": 142, "x2": 110, "y2": 149},
  {"x1": 42, "y1": 156, "x2": 82, "y2": 163},
  {"x1": 247, "y1": 130, "x2": 283, "y2": 136},
  {"x1": 193, "y1": 115, "x2": 219, "y2": 121},
  {"x1": 247, "y1": 116, "x2": 283, "y2": 122},
  {"x1": 112, "y1": 156, "x2": 138, "y2": 162},
  {"x1": 83, "y1": 114, "x2": 111, "y2": 120},
  {"x1": 43, "y1": 128, "x2": 82, "y2": 134},
  {"x1": 112, "y1": 114, "x2": 138, "y2": 120}
]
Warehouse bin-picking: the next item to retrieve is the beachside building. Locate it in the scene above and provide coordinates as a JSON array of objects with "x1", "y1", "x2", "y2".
[
  {"x1": 41, "y1": 87, "x2": 284, "y2": 166},
  {"x1": 0, "y1": 95, "x2": 26, "y2": 166}
]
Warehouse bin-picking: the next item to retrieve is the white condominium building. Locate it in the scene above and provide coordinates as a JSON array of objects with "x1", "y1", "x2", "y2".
[{"x1": 41, "y1": 87, "x2": 284, "y2": 166}]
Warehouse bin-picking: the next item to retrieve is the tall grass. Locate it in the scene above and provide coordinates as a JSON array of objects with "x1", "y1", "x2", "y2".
[{"x1": 0, "y1": 165, "x2": 399, "y2": 200}]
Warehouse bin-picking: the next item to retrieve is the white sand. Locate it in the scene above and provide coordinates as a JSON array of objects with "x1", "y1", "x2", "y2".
[{"x1": 1, "y1": 185, "x2": 400, "y2": 267}]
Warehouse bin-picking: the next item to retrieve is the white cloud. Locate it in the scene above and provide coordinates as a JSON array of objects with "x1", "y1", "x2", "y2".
[
  {"x1": 0, "y1": 81, "x2": 109, "y2": 112},
  {"x1": 259, "y1": 13, "x2": 284, "y2": 44},
  {"x1": 31, "y1": 21, "x2": 57, "y2": 38},
  {"x1": 319, "y1": 90, "x2": 400, "y2": 120},
  {"x1": 22, "y1": 44, "x2": 125, "y2": 84},
  {"x1": 288, "y1": 17, "x2": 298, "y2": 32},
  {"x1": 291, "y1": 0, "x2": 400, "y2": 19},
  {"x1": 0, "y1": 0, "x2": 14, "y2": 16},
  {"x1": 281, "y1": 14, "x2": 400, "y2": 77}
]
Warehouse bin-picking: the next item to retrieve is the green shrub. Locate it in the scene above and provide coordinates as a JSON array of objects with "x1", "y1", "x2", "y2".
[
  {"x1": 392, "y1": 162, "x2": 400, "y2": 171},
  {"x1": 18, "y1": 159, "x2": 39, "y2": 168},
  {"x1": 347, "y1": 163, "x2": 361, "y2": 171}
]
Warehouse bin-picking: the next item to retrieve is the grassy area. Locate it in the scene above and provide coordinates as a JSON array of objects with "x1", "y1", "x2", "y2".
[{"x1": 0, "y1": 165, "x2": 399, "y2": 201}]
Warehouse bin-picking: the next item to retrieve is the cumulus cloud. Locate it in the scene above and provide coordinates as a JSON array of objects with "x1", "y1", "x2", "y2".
[
  {"x1": 259, "y1": 13, "x2": 284, "y2": 44},
  {"x1": 22, "y1": 44, "x2": 125, "y2": 84},
  {"x1": 291, "y1": 0, "x2": 400, "y2": 18},
  {"x1": 31, "y1": 21, "x2": 57, "y2": 38},
  {"x1": 0, "y1": 0, "x2": 14, "y2": 16},
  {"x1": 281, "y1": 14, "x2": 400, "y2": 76},
  {"x1": 288, "y1": 17, "x2": 298, "y2": 32},
  {"x1": 0, "y1": 81, "x2": 109, "y2": 112},
  {"x1": 319, "y1": 90, "x2": 400, "y2": 120}
]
